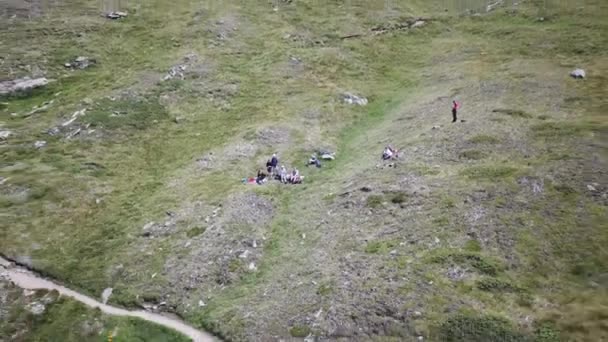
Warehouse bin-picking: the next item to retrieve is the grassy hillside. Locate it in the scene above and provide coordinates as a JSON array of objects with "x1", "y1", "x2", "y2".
[{"x1": 1, "y1": 0, "x2": 607, "y2": 341}]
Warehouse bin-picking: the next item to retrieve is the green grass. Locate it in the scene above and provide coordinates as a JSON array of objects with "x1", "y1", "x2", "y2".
[
  {"x1": 459, "y1": 150, "x2": 487, "y2": 160},
  {"x1": 430, "y1": 250, "x2": 503, "y2": 276},
  {"x1": 468, "y1": 134, "x2": 500, "y2": 144},
  {"x1": 289, "y1": 325, "x2": 311, "y2": 338},
  {"x1": 461, "y1": 165, "x2": 518, "y2": 180},
  {"x1": 1, "y1": 0, "x2": 607, "y2": 340},
  {"x1": 492, "y1": 108, "x2": 533, "y2": 119}
]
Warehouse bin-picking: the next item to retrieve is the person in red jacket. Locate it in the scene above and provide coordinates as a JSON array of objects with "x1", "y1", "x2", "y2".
[{"x1": 452, "y1": 100, "x2": 460, "y2": 123}]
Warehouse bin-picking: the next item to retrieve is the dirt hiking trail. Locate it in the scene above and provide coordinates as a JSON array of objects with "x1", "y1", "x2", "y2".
[{"x1": 0, "y1": 256, "x2": 216, "y2": 342}]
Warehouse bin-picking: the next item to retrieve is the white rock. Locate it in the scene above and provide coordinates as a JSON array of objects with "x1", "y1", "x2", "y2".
[
  {"x1": 0, "y1": 130, "x2": 12, "y2": 140},
  {"x1": 248, "y1": 262, "x2": 257, "y2": 271},
  {"x1": 143, "y1": 222, "x2": 155, "y2": 230},
  {"x1": 239, "y1": 250, "x2": 250, "y2": 259},
  {"x1": 342, "y1": 92, "x2": 368, "y2": 106},
  {"x1": 411, "y1": 20, "x2": 426, "y2": 28},
  {"x1": 34, "y1": 140, "x2": 47, "y2": 149},
  {"x1": 0, "y1": 77, "x2": 49, "y2": 96},
  {"x1": 101, "y1": 288, "x2": 113, "y2": 304},
  {"x1": 198, "y1": 300, "x2": 206, "y2": 307},
  {"x1": 587, "y1": 184, "x2": 597, "y2": 191},
  {"x1": 570, "y1": 69, "x2": 586, "y2": 79},
  {"x1": 26, "y1": 302, "x2": 46, "y2": 315}
]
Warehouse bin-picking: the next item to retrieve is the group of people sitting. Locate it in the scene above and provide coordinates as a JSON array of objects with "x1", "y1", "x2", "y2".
[{"x1": 253, "y1": 153, "x2": 303, "y2": 185}]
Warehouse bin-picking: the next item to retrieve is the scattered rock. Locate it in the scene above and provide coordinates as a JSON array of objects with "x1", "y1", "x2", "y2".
[
  {"x1": 587, "y1": 184, "x2": 597, "y2": 192},
  {"x1": 46, "y1": 127, "x2": 61, "y2": 136},
  {"x1": 23, "y1": 100, "x2": 54, "y2": 117},
  {"x1": 248, "y1": 262, "x2": 257, "y2": 271},
  {"x1": 570, "y1": 69, "x2": 586, "y2": 79},
  {"x1": 65, "y1": 56, "x2": 96, "y2": 70},
  {"x1": 0, "y1": 77, "x2": 49, "y2": 96},
  {"x1": 61, "y1": 109, "x2": 87, "y2": 127},
  {"x1": 101, "y1": 288, "x2": 113, "y2": 304},
  {"x1": 106, "y1": 11, "x2": 128, "y2": 20},
  {"x1": 411, "y1": 20, "x2": 426, "y2": 28},
  {"x1": 198, "y1": 300, "x2": 206, "y2": 307},
  {"x1": 34, "y1": 140, "x2": 47, "y2": 149},
  {"x1": 163, "y1": 53, "x2": 202, "y2": 81},
  {"x1": 432, "y1": 125, "x2": 441, "y2": 130},
  {"x1": 360, "y1": 186, "x2": 373, "y2": 192},
  {"x1": 341, "y1": 92, "x2": 368, "y2": 106},
  {"x1": 0, "y1": 130, "x2": 13, "y2": 140},
  {"x1": 25, "y1": 302, "x2": 46, "y2": 315}
]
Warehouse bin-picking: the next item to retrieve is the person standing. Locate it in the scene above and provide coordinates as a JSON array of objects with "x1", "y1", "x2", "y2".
[{"x1": 452, "y1": 100, "x2": 460, "y2": 123}]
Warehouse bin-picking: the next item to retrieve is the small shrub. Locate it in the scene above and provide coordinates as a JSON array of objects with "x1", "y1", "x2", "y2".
[
  {"x1": 441, "y1": 196, "x2": 456, "y2": 208},
  {"x1": 435, "y1": 314, "x2": 529, "y2": 342},
  {"x1": 459, "y1": 150, "x2": 487, "y2": 160},
  {"x1": 389, "y1": 191, "x2": 408, "y2": 204},
  {"x1": 431, "y1": 251, "x2": 502, "y2": 276},
  {"x1": 516, "y1": 292, "x2": 534, "y2": 308},
  {"x1": 476, "y1": 277, "x2": 519, "y2": 292},
  {"x1": 186, "y1": 226, "x2": 206, "y2": 238},
  {"x1": 534, "y1": 322, "x2": 561, "y2": 342},
  {"x1": 468, "y1": 135, "x2": 500, "y2": 144},
  {"x1": 365, "y1": 240, "x2": 397, "y2": 254},
  {"x1": 531, "y1": 122, "x2": 584, "y2": 138},
  {"x1": 228, "y1": 259, "x2": 242, "y2": 272},
  {"x1": 432, "y1": 216, "x2": 449, "y2": 226},
  {"x1": 461, "y1": 165, "x2": 518, "y2": 180},
  {"x1": 553, "y1": 184, "x2": 576, "y2": 196},
  {"x1": 464, "y1": 240, "x2": 482, "y2": 252},
  {"x1": 537, "y1": 115, "x2": 550, "y2": 120},
  {"x1": 366, "y1": 195, "x2": 384, "y2": 208},
  {"x1": 492, "y1": 108, "x2": 533, "y2": 119},
  {"x1": 317, "y1": 282, "x2": 333, "y2": 296},
  {"x1": 290, "y1": 325, "x2": 311, "y2": 337}
]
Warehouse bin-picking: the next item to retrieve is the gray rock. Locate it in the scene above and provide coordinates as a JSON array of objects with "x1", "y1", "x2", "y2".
[
  {"x1": 101, "y1": 288, "x2": 113, "y2": 304},
  {"x1": 106, "y1": 11, "x2": 128, "y2": 20},
  {"x1": 46, "y1": 127, "x2": 61, "y2": 136},
  {"x1": 0, "y1": 130, "x2": 12, "y2": 140},
  {"x1": 341, "y1": 92, "x2": 368, "y2": 106},
  {"x1": 26, "y1": 302, "x2": 46, "y2": 315},
  {"x1": 34, "y1": 141, "x2": 47, "y2": 149},
  {"x1": 411, "y1": 20, "x2": 426, "y2": 28},
  {"x1": 65, "y1": 56, "x2": 96, "y2": 70},
  {"x1": 570, "y1": 69, "x2": 586, "y2": 79},
  {"x1": 0, "y1": 77, "x2": 49, "y2": 96}
]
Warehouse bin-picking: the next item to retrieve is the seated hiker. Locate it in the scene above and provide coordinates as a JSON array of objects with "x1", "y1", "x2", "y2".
[
  {"x1": 382, "y1": 146, "x2": 394, "y2": 160},
  {"x1": 256, "y1": 169, "x2": 267, "y2": 184},
  {"x1": 290, "y1": 168, "x2": 301, "y2": 184},
  {"x1": 382, "y1": 145, "x2": 399, "y2": 160},
  {"x1": 308, "y1": 154, "x2": 321, "y2": 168},
  {"x1": 266, "y1": 159, "x2": 273, "y2": 173},
  {"x1": 280, "y1": 165, "x2": 288, "y2": 183}
]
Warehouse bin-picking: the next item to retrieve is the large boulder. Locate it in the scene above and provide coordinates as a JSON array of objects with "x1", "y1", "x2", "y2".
[{"x1": 0, "y1": 77, "x2": 49, "y2": 96}]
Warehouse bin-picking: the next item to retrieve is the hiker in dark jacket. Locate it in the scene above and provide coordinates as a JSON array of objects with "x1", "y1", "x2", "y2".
[{"x1": 269, "y1": 153, "x2": 278, "y2": 174}]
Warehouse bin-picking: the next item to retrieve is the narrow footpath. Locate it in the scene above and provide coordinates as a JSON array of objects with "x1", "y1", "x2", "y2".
[{"x1": 0, "y1": 256, "x2": 216, "y2": 342}]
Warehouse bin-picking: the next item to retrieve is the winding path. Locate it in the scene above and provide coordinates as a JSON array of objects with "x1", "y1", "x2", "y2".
[{"x1": 0, "y1": 257, "x2": 216, "y2": 342}]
